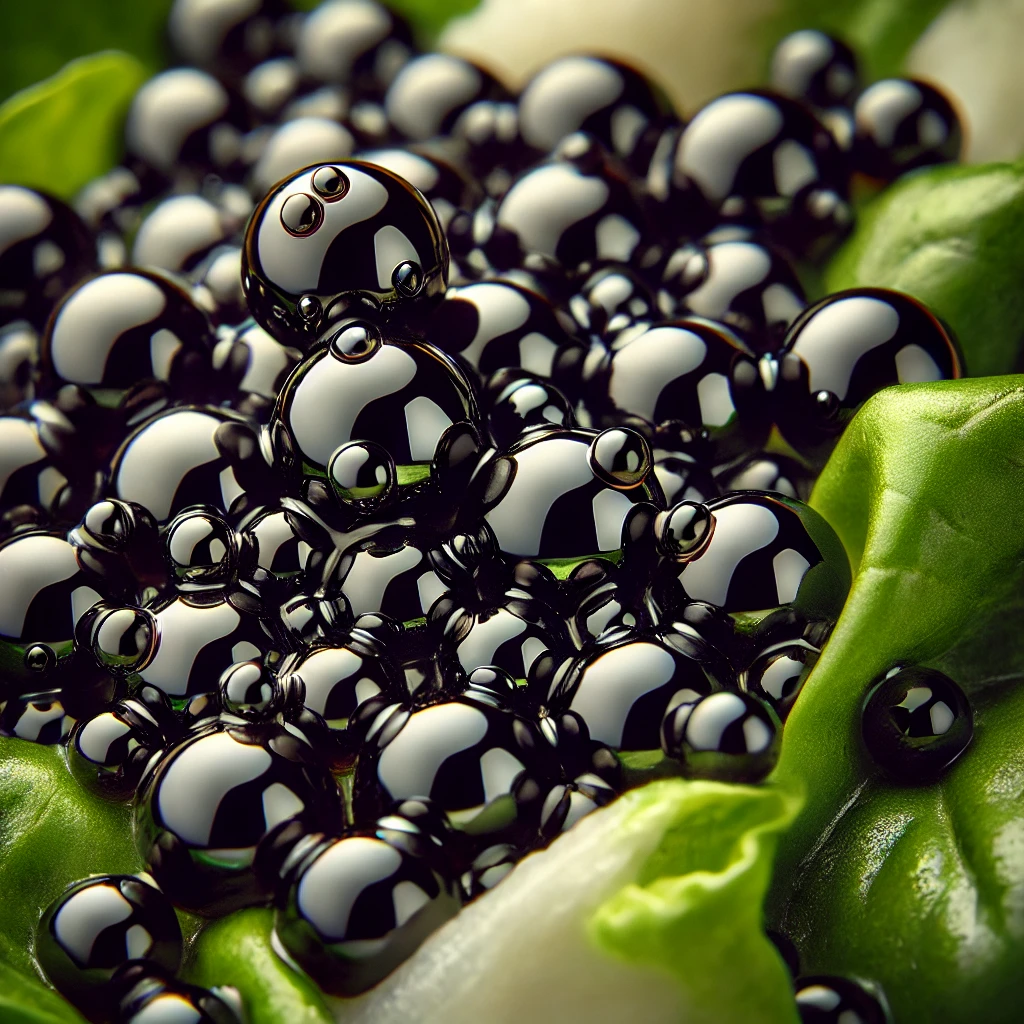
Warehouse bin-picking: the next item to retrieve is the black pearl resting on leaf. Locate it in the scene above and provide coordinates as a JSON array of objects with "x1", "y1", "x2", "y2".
[
  {"x1": 852, "y1": 78, "x2": 962, "y2": 181},
  {"x1": 661, "y1": 689, "x2": 780, "y2": 782},
  {"x1": 241, "y1": 161, "x2": 449, "y2": 343},
  {"x1": 36, "y1": 874, "x2": 182, "y2": 1019},
  {"x1": 861, "y1": 665, "x2": 973, "y2": 783},
  {"x1": 794, "y1": 974, "x2": 890, "y2": 1024},
  {"x1": 742, "y1": 641, "x2": 818, "y2": 719},
  {"x1": 273, "y1": 830, "x2": 461, "y2": 996}
]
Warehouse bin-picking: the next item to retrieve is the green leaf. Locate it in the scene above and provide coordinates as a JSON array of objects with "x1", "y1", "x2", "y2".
[
  {"x1": 0, "y1": 0, "x2": 169, "y2": 102},
  {"x1": 0, "y1": 737, "x2": 143, "y2": 1022},
  {"x1": 766, "y1": 376, "x2": 1024, "y2": 1018},
  {"x1": 778, "y1": 680, "x2": 1024, "y2": 1023},
  {"x1": 825, "y1": 163, "x2": 1024, "y2": 378},
  {"x1": 184, "y1": 909, "x2": 335, "y2": 1024},
  {"x1": 321, "y1": 779, "x2": 800, "y2": 1024},
  {"x1": 0, "y1": 52, "x2": 146, "y2": 200},
  {"x1": 760, "y1": 0, "x2": 952, "y2": 80}
]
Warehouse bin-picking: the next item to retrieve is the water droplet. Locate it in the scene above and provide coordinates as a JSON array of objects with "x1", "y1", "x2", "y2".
[{"x1": 280, "y1": 193, "x2": 323, "y2": 236}]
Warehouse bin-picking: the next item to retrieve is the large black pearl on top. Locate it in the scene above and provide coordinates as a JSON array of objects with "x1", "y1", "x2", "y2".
[
  {"x1": 465, "y1": 427, "x2": 659, "y2": 565},
  {"x1": 35, "y1": 874, "x2": 182, "y2": 1020},
  {"x1": 665, "y1": 492, "x2": 850, "y2": 646},
  {"x1": 861, "y1": 665, "x2": 973, "y2": 783},
  {"x1": 241, "y1": 161, "x2": 449, "y2": 343},
  {"x1": 0, "y1": 186, "x2": 96, "y2": 329},
  {"x1": 273, "y1": 830, "x2": 461, "y2": 996},
  {"x1": 41, "y1": 270, "x2": 214, "y2": 406},
  {"x1": 772, "y1": 287, "x2": 964, "y2": 459},
  {"x1": 268, "y1": 323, "x2": 476, "y2": 487},
  {"x1": 517, "y1": 55, "x2": 669, "y2": 164},
  {"x1": 134, "y1": 720, "x2": 343, "y2": 914}
]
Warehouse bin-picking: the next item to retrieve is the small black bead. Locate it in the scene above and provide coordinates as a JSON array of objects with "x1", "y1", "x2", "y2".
[{"x1": 794, "y1": 974, "x2": 889, "y2": 1024}]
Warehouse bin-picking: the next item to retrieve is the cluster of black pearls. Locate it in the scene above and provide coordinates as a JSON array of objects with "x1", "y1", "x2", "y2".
[{"x1": 0, "y1": 3, "x2": 971, "y2": 1018}]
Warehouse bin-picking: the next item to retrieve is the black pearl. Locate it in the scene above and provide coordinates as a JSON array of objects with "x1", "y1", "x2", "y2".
[
  {"x1": 236, "y1": 504, "x2": 311, "y2": 594},
  {"x1": 0, "y1": 530, "x2": 100, "y2": 686},
  {"x1": 135, "y1": 720, "x2": 343, "y2": 914},
  {"x1": 353, "y1": 697, "x2": 543, "y2": 842},
  {"x1": 88, "y1": 605, "x2": 158, "y2": 675},
  {"x1": 165, "y1": 508, "x2": 239, "y2": 589},
  {"x1": 0, "y1": 411, "x2": 65, "y2": 512},
  {"x1": 774, "y1": 288, "x2": 964, "y2": 460},
  {"x1": 550, "y1": 630, "x2": 721, "y2": 752},
  {"x1": 770, "y1": 30, "x2": 860, "y2": 108},
  {"x1": 585, "y1": 318, "x2": 769, "y2": 460},
  {"x1": 124, "y1": 68, "x2": 244, "y2": 182},
  {"x1": 168, "y1": 0, "x2": 285, "y2": 81},
  {"x1": 461, "y1": 841, "x2": 522, "y2": 899},
  {"x1": 588, "y1": 427, "x2": 652, "y2": 489},
  {"x1": 274, "y1": 830, "x2": 461, "y2": 996},
  {"x1": 190, "y1": 245, "x2": 249, "y2": 327},
  {"x1": 742, "y1": 641, "x2": 818, "y2": 719},
  {"x1": 714, "y1": 451, "x2": 816, "y2": 501},
  {"x1": 486, "y1": 139, "x2": 647, "y2": 273},
  {"x1": 270, "y1": 332, "x2": 475, "y2": 485},
  {"x1": 670, "y1": 492, "x2": 850, "y2": 637},
  {"x1": 487, "y1": 377, "x2": 574, "y2": 448},
  {"x1": 131, "y1": 194, "x2": 238, "y2": 274},
  {"x1": 861, "y1": 665, "x2": 973, "y2": 783},
  {"x1": 661, "y1": 689, "x2": 780, "y2": 782},
  {"x1": 428, "y1": 279, "x2": 581, "y2": 386},
  {"x1": 468, "y1": 428, "x2": 660, "y2": 563},
  {"x1": 220, "y1": 658, "x2": 284, "y2": 721},
  {"x1": 295, "y1": 0, "x2": 414, "y2": 95},
  {"x1": 0, "y1": 690, "x2": 74, "y2": 744},
  {"x1": 669, "y1": 236, "x2": 806, "y2": 354},
  {"x1": 118, "y1": 969, "x2": 243, "y2": 1024},
  {"x1": 210, "y1": 318, "x2": 300, "y2": 419},
  {"x1": 328, "y1": 440, "x2": 397, "y2": 510},
  {"x1": 110, "y1": 407, "x2": 265, "y2": 524},
  {"x1": 68, "y1": 696, "x2": 171, "y2": 799},
  {"x1": 385, "y1": 53, "x2": 508, "y2": 141},
  {"x1": 36, "y1": 875, "x2": 181, "y2": 1019},
  {"x1": 668, "y1": 90, "x2": 846, "y2": 231},
  {"x1": 242, "y1": 161, "x2": 449, "y2": 343},
  {"x1": 136, "y1": 592, "x2": 266, "y2": 699},
  {"x1": 655, "y1": 501, "x2": 712, "y2": 558},
  {"x1": 0, "y1": 320, "x2": 39, "y2": 411},
  {"x1": 0, "y1": 186, "x2": 96, "y2": 329},
  {"x1": 794, "y1": 975, "x2": 889, "y2": 1023},
  {"x1": 652, "y1": 450, "x2": 720, "y2": 507},
  {"x1": 517, "y1": 55, "x2": 669, "y2": 164},
  {"x1": 853, "y1": 79, "x2": 962, "y2": 181},
  {"x1": 278, "y1": 636, "x2": 399, "y2": 755},
  {"x1": 569, "y1": 264, "x2": 656, "y2": 342}
]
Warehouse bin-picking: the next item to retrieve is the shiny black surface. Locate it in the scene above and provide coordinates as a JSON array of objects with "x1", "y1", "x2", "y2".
[
  {"x1": 770, "y1": 30, "x2": 860, "y2": 108},
  {"x1": 794, "y1": 974, "x2": 889, "y2": 1024}
]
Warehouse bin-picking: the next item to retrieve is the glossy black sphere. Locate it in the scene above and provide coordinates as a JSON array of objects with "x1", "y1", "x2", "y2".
[
  {"x1": 43, "y1": 269, "x2": 213, "y2": 403},
  {"x1": 861, "y1": 665, "x2": 973, "y2": 783},
  {"x1": 165, "y1": 507, "x2": 239, "y2": 589},
  {"x1": 853, "y1": 79, "x2": 962, "y2": 181},
  {"x1": 550, "y1": 630, "x2": 721, "y2": 752},
  {"x1": 487, "y1": 377, "x2": 574, "y2": 448},
  {"x1": 118, "y1": 970, "x2": 243, "y2": 1024},
  {"x1": 131, "y1": 194, "x2": 240, "y2": 275},
  {"x1": 36, "y1": 874, "x2": 181, "y2": 1018},
  {"x1": 774, "y1": 287, "x2": 964, "y2": 459},
  {"x1": 220, "y1": 658, "x2": 284, "y2": 720},
  {"x1": 242, "y1": 161, "x2": 449, "y2": 343},
  {"x1": 742, "y1": 640, "x2": 818, "y2": 718},
  {"x1": 0, "y1": 186, "x2": 96, "y2": 329},
  {"x1": 68, "y1": 696, "x2": 170, "y2": 799},
  {"x1": 274, "y1": 830, "x2": 460, "y2": 996},
  {"x1": 0, "y1": 689, "x2": 74, "y2": 744},
  {"x1": 661, "y1": 689, "x2": 780, "y2": 782},
  {"x1": 770, "y1": 30, "x2": 860, "y2": 108},
  {"x1": 794, "y1": 975, "x2": 889, "y2": 1024},
  {"x1": 135, "y1": 720, "x2": 343, "y2": 914},
  {"x1": 517, "y1": 55, "x2": 669, "y2": 163}
]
